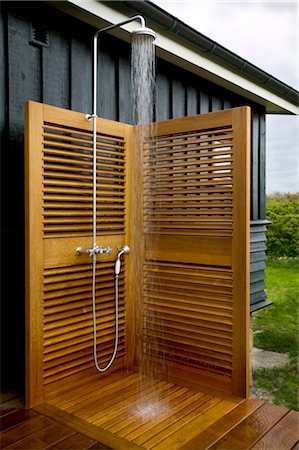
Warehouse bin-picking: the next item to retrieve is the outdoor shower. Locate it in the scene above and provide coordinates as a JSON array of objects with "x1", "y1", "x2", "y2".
[{"x1": 76, "y1": 16, "x2": 156, "y2": 372}]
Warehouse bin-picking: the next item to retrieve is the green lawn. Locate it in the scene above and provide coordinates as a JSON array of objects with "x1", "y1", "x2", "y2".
[{"x1": 252, "y1": 259, "x2": 299, "y2": 411}]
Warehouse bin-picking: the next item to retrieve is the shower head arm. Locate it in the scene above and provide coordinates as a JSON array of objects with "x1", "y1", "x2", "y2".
[
  {"x1": 92, "y1": 15, "x2": 146, "y2": 117},
  {"x1": 94, "y1": 15, "x2": 145, "y2": 40}
]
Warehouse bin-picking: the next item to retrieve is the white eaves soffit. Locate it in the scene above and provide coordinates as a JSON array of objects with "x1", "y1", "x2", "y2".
[{"x1": 59, "y1": 0, "x2": 298, "y2": 115}]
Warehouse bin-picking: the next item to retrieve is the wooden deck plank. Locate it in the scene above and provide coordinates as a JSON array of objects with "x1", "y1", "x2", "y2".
[
  {"x1": 6, "y1": 422, "x2": 75, "y2": 449},
  {"x1": 68, "y1": 374, "x2": 146, "y2": 417},
  {"x1": 79, "y1": 378, "x2": 165, "y2": 422},
  {"x1": 0, "y1": 407, "x2": 18, "y2": 418},
  {"x1": 208, "y1": 403, "x2": 289, "y2": 449},
  {"x1": 0, "y1": 414, "x2": 54, "y2": 448},
  {"x1": 34, "y1": 403, "x2": 141, "y2": 450},
  {"x1": 87, "y1": 444, "x2": 112, "y2": 450},
  {"x1": 96, "y1": 382, "x2": 178, "y2": 429},
  {"x1": 137, "y1": 396, "x2": 220, "y2": 447},
  {"x1": 250, "y1": 410, "x2": 299, "y2": 450},
  {"x1": 0, "y1": 408, "x2": 38, "y2": 432},
  {"x1": 105, "y1": 386, "x2": 190, "y2": 435},
  {"x1": 125, "y1": 392, "x2": 209, "y2": 443},
  {"x1": 92, "y1": 380, "x2": 173, "y2": 426},
  {"x1": 51, "y1": 371, "x2": 130, "y2": 409},
  {"x1": 45, "y1": 432, "x2": 99, "y2": 450},
  {"x1": 180, "y1": 398, "x2": 264, "y2": 449},
  {"x1": 148, "y1": 399, "x2": 237, "y2": 450},
  {"x1": 47, "y1": 433, "x2": 99, "y2": 450}
]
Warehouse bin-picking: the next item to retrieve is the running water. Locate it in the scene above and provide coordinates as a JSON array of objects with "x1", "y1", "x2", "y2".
[
  {"x1": 129, "y1": 32, "x2": 167, "y2": 416},
  {"x1": 131, "y1": 32, "x2": 155, "y2": 125}
]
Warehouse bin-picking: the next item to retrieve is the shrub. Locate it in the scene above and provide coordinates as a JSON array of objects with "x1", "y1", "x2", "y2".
[{"x1": 266, "y1": 193, "x2": 299, "y2": 257}]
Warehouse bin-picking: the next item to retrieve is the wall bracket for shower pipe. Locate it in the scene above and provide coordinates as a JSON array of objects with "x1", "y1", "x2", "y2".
[
  {"x1": 76, "y1": 245, "x2": 112, "y2": 257},
  {"x1": 85, "y1": 113, "x2": 98, "y2": 121}
]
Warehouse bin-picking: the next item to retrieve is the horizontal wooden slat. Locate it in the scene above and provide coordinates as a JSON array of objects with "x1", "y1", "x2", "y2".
[
  {"x1": 42, "y1": 260, "x2": 126, "y2": 385},
  {"x1": 145, "y1": 126, "x2": 233, "y2": 143},
  {"x1": 43, "y1": 122, "x2": 125, "y2": 142},
  {"x1": 146, "y1": 149, "x2": 234, "y2": 163}
]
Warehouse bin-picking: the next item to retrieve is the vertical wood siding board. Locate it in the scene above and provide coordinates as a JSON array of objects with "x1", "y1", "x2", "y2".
[
  {"x1": 115, "y1": 54, "x2": 120, "y2": 122},
  {"x1": 156, "y1": 71, "x2": 171, "y2": 121},
  {"x1": 199, "y1": 90, "x2": 209, "y2": 114},
  {"x1": 186, "y1": 85, "x2": 197, "y2": 116},
  {"x1": 172, "y1": 78, "x2": 186, "y2": 118},
  {"x1": 184, "y1": 84, "x2": 188, "y2": 116},
  {"x1": 169, "y1": 76, "x2": 174, "y2": 118},
  {"x1": 6, "y1": 11, "x2": 42, "y2": 389},
  {"x1": 42, "y1": 29, "x2": 70, "y2": 108},
  {"x1": 0, "y1": 5, "x2": 6, "y2": 138},
  {"x1": 70, "y1": 37, "x2": 92, "y2": 114},
  {"x1": 0, "y1": 5, "x2": 12, "y2": 390},
  {"x1": 231, "y1": 107, "x2": 251, "y2": 397},
  {"x1": 212, "y1": 95, "x2": 223, "y2": 112},
  {"x1": 119, "y1": 55, "x2": 132, "y2": 123},
  {"x1": 251, "y1": 110, "x2": 259, "y2": 220},
  {"x1": 25, "y1": 101, "x2": 45, "y2": 407},
  {"x1": 259, "y1": 113, "x2": 266, "y2": 219},
  {"x1": 224, "y1": 99, "x2": 233, "y2": 109},
  {"x1": 98, "y1": 41, "x2": 117, "y2": 121},
  {"x1": 7, "y1": 12, "x2": 42, "y2": 146}
]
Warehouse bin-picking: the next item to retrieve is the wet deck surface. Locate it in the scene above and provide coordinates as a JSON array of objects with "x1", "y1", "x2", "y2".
[
  {"x1": 1, "y1": 402, "x2": 298, "y2": 450},
  {"x1": 0, "y1": 406, "x2": 111, "y2": 449},
  {"x1": 1, "y1": 377, "x2": 298, "y2": 449}
]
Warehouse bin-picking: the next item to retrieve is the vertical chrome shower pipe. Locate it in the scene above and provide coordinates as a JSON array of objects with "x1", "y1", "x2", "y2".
[
  {"x1": 91, "y1": 15, "x2": 146, "y2": 250},
  {"x1": 89, "y1": 15, "x2": 147, "y2": 372}
]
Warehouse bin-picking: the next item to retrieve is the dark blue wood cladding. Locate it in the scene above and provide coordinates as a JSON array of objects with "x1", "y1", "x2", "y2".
[
  {"x1": 250, "y1": 220, "x2": 272, "y2": 312},
  {"x1": 0, "y1": 1, "x2": 268, "y2": 392}
]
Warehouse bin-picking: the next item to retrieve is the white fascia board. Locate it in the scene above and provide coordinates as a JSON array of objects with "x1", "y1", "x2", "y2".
[{"x1": 62, "y1": 0, "x2": 298, "y2": 115}]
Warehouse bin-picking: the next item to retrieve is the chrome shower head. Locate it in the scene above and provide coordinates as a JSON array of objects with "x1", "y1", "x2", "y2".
[{"x1": 132, "y1": 26, "x2": 156, "y2": 40}]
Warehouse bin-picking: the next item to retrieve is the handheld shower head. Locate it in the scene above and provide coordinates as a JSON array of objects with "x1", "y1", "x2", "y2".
[
  {"x1": 117, "y1": 245, "x2": 130, "y2": 259},
  {"x1": 115, "y1": 245, "x2": 130, "y2": 275}
]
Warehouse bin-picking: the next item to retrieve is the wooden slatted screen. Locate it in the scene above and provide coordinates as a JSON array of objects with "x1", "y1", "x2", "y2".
[
  {"x1": 26, "y1": 102, "x2": 249, "y2": 407},
  {"x1": 25, "y1": 102, "x2": 132, "y2": 406},
  {"x1": 143, "y1": 108, "x2": 250, "y2": 397}
]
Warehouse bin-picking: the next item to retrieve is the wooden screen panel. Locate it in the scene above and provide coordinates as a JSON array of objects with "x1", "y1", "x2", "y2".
[
  {"x1": 144, "y1": 262, "x2": 233, "y2": 375},
  {"x1": 43, "y1": 121, "x2": 126, "y2": 237},
  {"x1": 43, "y1": 262, "x2": 126, "y2": 385},
  {"x1": 143, "y1": 108, "x2": 250, "y2": 397},
  {"x1": 25, "y1": 101, "x2": 132, "y2": 407},
  {"x1": 145, "y1": 126, "x2": 233, "y2": 237}
]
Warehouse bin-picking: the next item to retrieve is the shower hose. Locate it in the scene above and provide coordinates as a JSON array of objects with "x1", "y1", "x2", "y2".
[{"x1": 92, "y1": 254, "x2": 121, "y2": 372}]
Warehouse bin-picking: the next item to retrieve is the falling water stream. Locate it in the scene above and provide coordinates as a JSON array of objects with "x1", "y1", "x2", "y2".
[
  {"x1": 129, "y1": 32, "x2": 169, "y2": 420},
  {"x1": 131, "y1": 32, "x2": 155, "y2": 125}
]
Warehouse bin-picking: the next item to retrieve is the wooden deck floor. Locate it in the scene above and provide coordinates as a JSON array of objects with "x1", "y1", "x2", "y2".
[
  {"x1": 0, "y1": 406, "x2": 111, "y2": 449},
  {"x1": 1, "y1": 373, "x2": 298, "y2": 449}
]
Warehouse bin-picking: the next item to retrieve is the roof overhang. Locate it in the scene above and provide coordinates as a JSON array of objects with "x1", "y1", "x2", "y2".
[{"x1": 49, "y1": 0, "x2": 298, "y2": 115}]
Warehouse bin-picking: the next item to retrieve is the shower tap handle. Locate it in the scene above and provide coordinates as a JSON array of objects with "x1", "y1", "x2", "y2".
[
  {"x1": 94, "y1": 245, "x2": 112, "y2": 255},
  {"x1": 76, "y1": 247, "x2": 94, "y2": 256},
  {"x1": 76, "y1": 245, "x2": 112, "y2": 256}
]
